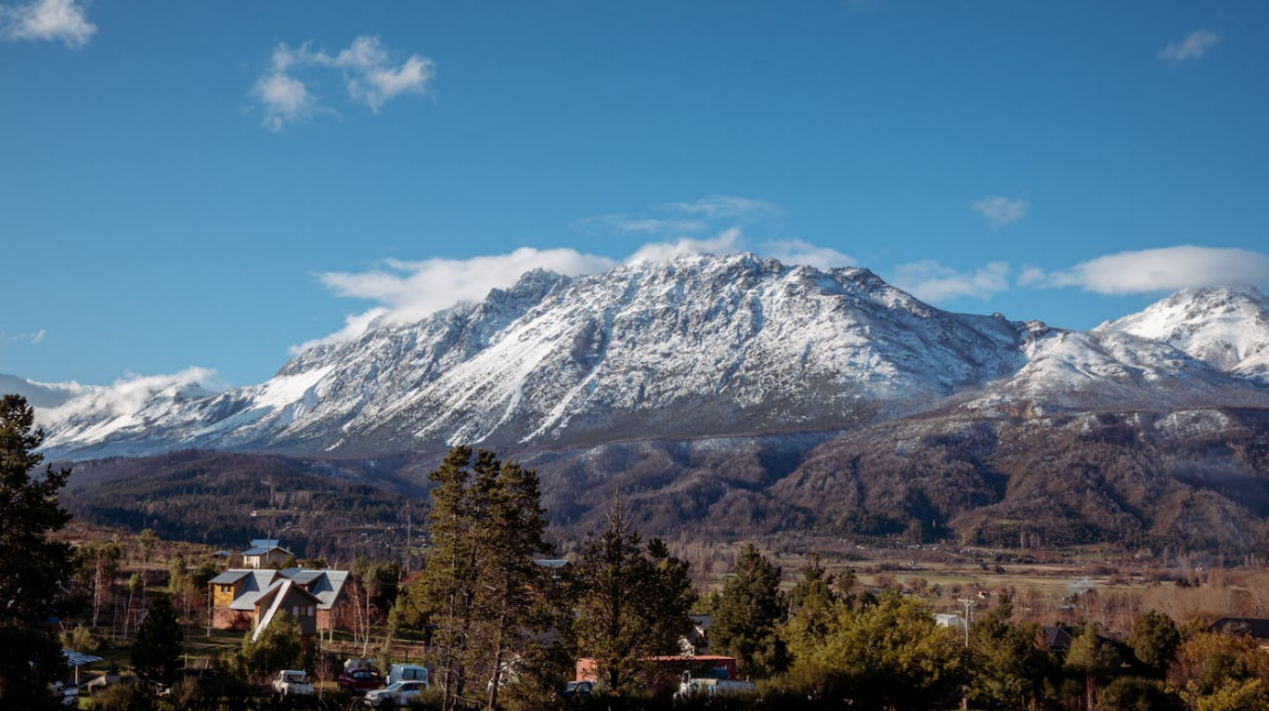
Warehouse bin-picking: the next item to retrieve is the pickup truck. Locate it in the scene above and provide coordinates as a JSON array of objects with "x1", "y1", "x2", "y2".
[{"x1": 272, "y1": 670, "x2": 315, "y2": 696}]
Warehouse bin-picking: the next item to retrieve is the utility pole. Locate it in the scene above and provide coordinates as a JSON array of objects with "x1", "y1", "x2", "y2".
[
  {"x1": 958, "y1": 597, "x2": 974, "y2": 711},
  {"x1": 957, "y1": 597, "x2": 973, "y2": 647}
]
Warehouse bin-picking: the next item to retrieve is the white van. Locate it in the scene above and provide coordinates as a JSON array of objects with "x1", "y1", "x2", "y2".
[{"x1": 387, "y1": 663, "x2": 429, "y2": 689}]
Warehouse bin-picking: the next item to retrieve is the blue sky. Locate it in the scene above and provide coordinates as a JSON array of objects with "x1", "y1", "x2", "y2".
[{"x1": 2, "y1": 0, "x2": 1267, "y2": 388}]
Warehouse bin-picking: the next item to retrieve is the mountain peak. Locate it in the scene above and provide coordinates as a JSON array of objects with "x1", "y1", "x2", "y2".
[{"x1": 1097, "y1": 284, "x2": 1269, "y2": 377}]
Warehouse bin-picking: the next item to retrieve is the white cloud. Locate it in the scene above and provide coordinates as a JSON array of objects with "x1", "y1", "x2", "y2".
[
  {"x1": 36, "y1": 367, "x2": 216, "y2": 429},
  {"x1": 294, "y1": 228, "x2": 862, "y2": 352},
  {"x1": 30, "y1": 328, "x2": 45, "y2": 345},
  {"x1": 252, "y1": 35, "x2": 433, "y2": 131},
  {"x1": 292, "y1": 247, "x2": 619, "y2": 352},
  {"x1": 891, "y1": 260, "x2": 1011, "y2": 302},
  {"x1": 760, "y1": 238, "x2": 855, "y2": 270},
  {"x1": 253, "y1": 70, "x2": 315, "y2": 133},
  {"x1": 1025, "y1": 246, "x2": 1269, "y2": 295},
  {"x1": 971, "y1": 195, "x2": 1030, "y2": 228},
  {"x1": 627, "y1": 228, "x2": 744, "y2": 264},
  {"x1": 579, "y1": 194, "x2": 778, "y2": 237},
  {"x1": 656, "y1": 195, "x2": 780, "y2": 220},
  {"x1": 576, "y1": 214, "x2": 709, "y2": 235},
  {"x1": 1158, "y1": 30, "x2": 1221, "y2": 65},
  {"x1": 0, "y1": 0, "x2": 95, "y2": 47}
]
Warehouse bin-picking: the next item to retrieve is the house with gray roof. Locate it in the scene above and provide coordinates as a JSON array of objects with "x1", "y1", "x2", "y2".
[
  {"x1": 241, "y1": 539, "x2": 292, "y2": 569},
  {"x1": 211, "y1": 566, "x2": 350, "y2": 633}
]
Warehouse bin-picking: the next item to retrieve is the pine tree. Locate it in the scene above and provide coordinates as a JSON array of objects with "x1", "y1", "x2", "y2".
[
  {"x1": 418, "y1": 446, "x2": 478, "y2": 711},
  {"x1": 711, "y1": 543, "x2": 786, "y2": 676},
  {"x1": 0, "y1": 394, "x2": 74, "y2": 710},
  {"x1": 1128, "y1": 609, "x2": 1180, "y2": 678},
  {"x1": 1065, "y1": 623, "x2": 1120, "y2": 711},
  {"x1": 473, "y1": 456, "x2": 550, "y2": 710},
  {"x1": 412, "y1": 446, "x2": 553, "y2": 711},
  {"x1": 783, "y1": 557, "x2": 841, "y2": 666},
  {"x1": 572, "y1": 496, "x2": 696, "y2": 696},
  {"x1": 131, "y1": 594, "x2": 184, "y2": 682}
]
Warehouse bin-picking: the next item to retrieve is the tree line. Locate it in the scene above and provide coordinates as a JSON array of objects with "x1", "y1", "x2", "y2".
[{"x1": 6, "y1": 391, "x2": 1269, "y2": 710}]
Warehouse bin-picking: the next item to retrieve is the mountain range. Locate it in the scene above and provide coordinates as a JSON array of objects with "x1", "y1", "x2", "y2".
[{"x1": 7, "y1": 254, "x2": 1269, "y2": 554}]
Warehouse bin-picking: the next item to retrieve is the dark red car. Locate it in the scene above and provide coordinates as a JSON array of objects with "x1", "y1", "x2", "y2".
[{"x1": 338, "y1": 668, "x2": 384, "y2": 693}]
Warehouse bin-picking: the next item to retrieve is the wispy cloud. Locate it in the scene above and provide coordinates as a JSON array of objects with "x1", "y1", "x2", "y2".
[
  {"x1": 626, "y1": 228, "x2": 744, "y2": 264},
  {"x1": 761, "y1": 238, "x2": 855, "y2": 271},
  {"x1": 1022, "y1": 246, "x2": 1269, "y2": 295},
  {"x1": 294, "y1": 247, "x2": 619, "y2": 353},
  {"x1": 656, "y1": 195, "x2": 780, "y2": 221},
  {"x1": 970, "y1": 195, "x2": 1030, "y2": 229},
  {"x1": 35, "y1": 367, "x2": 216, "y2": 429},
  {"x1": 575, "y1": 214, "x2": 708, "y2": 235},
  {"x1": 252, "y1": 35, "x2": 434, "y2": 132},
  {"x1": 2, "y1": 328, "x2": 48, "y2": 344},
  {"x1": 891, "y1": 260, "x2": 1011, "y2": 303},
  {"x1": 0, "y1": 0, "x2": 95, "y2": 47},
  {"x1": 578, "y1": 194, "x2": 779, "y2": 237},
  {"x1": 1158, "y1": 30, "x2": 1221, "y2": 65}
]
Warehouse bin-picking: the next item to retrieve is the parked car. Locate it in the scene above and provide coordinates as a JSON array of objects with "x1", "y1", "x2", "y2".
[
  {"x1": 272, "y1": 669, "x2": 315, "y2": 695},
  {"x1": 363, "y1": 680, "x2": 427, "y2": 708},
  {"x1": 49, "y1": 681, "x2": 78, "y2": 707},
  {"x1": 386, "y1": 663, "x2": 429, "y2": 687},
  {"x1": 338, "y1": 667, "x2": 384, "y2": 693},
  {"x1": 556, "y1": 680, "x2": 593, "y2": 703}
]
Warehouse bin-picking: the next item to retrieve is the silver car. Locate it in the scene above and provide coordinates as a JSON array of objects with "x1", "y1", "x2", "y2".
[{"x1": 363, "y1": 680, "x2": 427, "y2": 708}]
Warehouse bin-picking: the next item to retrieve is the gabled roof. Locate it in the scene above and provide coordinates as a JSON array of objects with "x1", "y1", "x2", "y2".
[
  {"x1": 281, "y1": 568, "x2": 349, "y2": 609},
  {"x1": 1041, "y1": 626, "x2": 1075, "y2": 651},
  {"x1": 227, "y1": 570, "x2": 284, "y2": 610},
  {"x1": 242, "y1": 543, "x2": 289, "y2": 556},
  {"x1": 1211, "y1": 617, "x2": 1269, "y2": 641},
  {"x1": 209, "y1": 570, "x2": 253, "y2": 586},
  {"x1": 252, "y1": 580, "x2": 320, "y2": 643},
  {"x1": 215, "y1": 567, "x2": 350, "y2": 611}
]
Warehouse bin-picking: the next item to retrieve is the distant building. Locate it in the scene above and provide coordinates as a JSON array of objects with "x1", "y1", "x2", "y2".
[
  {"x1": 934, "y1": 613, "x2": 966, "y2": 631},
  {"x1": 1210, "y1": 618, "x2": 1269, "y2": 651},
  {"x1": 210, "y1": 567, "x2": 349, "y2": 636},
  {"x1": 241, "y1": 539, "x2": 292, "y2": 569}
]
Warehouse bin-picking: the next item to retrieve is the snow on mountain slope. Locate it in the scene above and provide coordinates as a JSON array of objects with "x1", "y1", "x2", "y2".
[
  {"x1": 16, "y1": 255, "x2": 1269, "y2": 461},
  {"x1": 4, "y1": 369, "x2": 218, "y2": 456},
  {"x1": 1096, "y1": 286, "x2": 1269, "y2": 383},
  {"x1": 26, "y1": 254, "x2": 1031, "y2": 459},
  {"x1": 967, "y1": 324, "x2": 1268, "y2": 414}
]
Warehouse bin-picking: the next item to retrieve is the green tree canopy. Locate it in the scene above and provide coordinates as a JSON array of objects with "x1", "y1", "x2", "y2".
[
  {"x1": 131, "y1": 593, "x2": 184, "y2": 682},
  {"x1": 967, "y1": 599, "x2": 1051, "y2": 711},
  {"x1": 1065, "y1": 623, "x2": 1122, "y2": 711},
  {"x1": 408, "y1": 446, "x2": 553, "y2": 711},
  {"x1": 810, "y1": 591, "x2": 965, "y2": 710},
  {"x1": 0, "y1": 394, "x2": 73, "y2": 710},
  {"x1": 572, "y1": 496, "x2": 696, "y2": 696},
  {"x1": 239, "y1": 610, "x2": 303, "y2": 679},
  {"x1": 710, "y1": 543, "x2": 786, "y2": 677},
  {"x1": 1129, "y1": 609, "x2": 1181, "y2": 678}
]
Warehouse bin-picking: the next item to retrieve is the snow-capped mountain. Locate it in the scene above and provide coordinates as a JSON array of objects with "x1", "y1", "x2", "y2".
[
  {"x1": 10, "y1": 255, "x2": 1269, "y2": 461},
  {"x1": 1095, "y1": 286, "x2": 1269, "y2": 383}
]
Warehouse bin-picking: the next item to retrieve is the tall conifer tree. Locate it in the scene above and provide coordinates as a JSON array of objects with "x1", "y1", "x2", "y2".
[
  {"x1": 572, "y1": 496, "x2": 696, "y2": 695},
  {"x1": 0, "y1": 394, "x2": 73, "y2": 710}
]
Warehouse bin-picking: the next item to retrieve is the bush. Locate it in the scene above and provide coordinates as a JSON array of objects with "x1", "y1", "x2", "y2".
[{"x1": 91, "y1": 681, "x2": 160, "y2": 711}]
